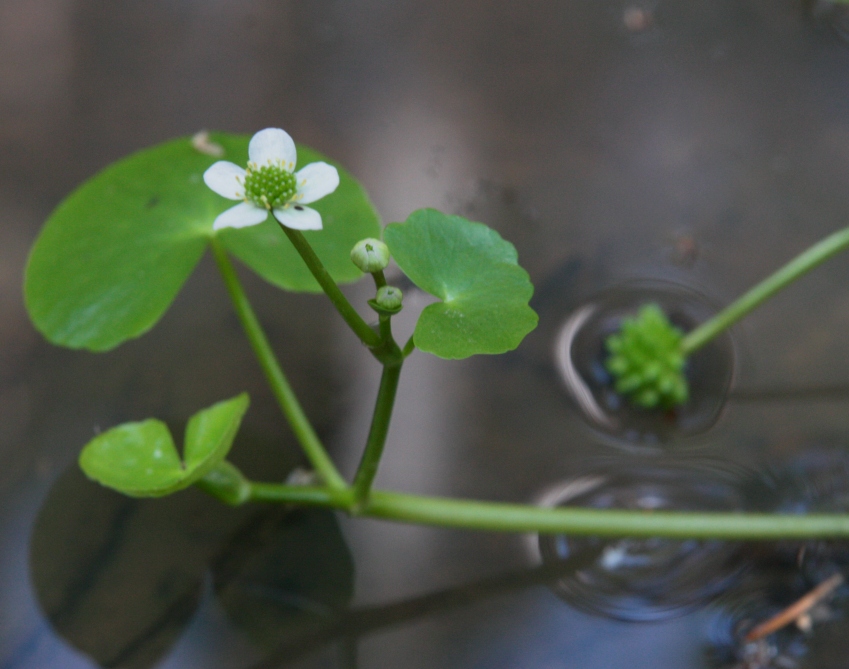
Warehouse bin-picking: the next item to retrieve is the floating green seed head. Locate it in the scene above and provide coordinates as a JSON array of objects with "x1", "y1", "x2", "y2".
[{"x1": 604, "y1": 303, "x2": 689, "y2": 409}]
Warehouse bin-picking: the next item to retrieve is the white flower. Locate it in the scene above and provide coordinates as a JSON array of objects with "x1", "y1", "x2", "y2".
[{"x1": 203, "y1": 128, "x2": 340, "y2": 231}]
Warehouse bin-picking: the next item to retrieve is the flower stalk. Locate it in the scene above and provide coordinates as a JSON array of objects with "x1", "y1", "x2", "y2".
[
  {"x1": 681, "y1": 224, "x2": 849, "y2": 355},
  {"x1": 279, "y1": 225, "x2": 381, "y2": 348}
]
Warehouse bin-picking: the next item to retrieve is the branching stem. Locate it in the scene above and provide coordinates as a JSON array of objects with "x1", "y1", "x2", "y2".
[{"x1": 200, "y1": 477, "x2": 849, "y2": 539}]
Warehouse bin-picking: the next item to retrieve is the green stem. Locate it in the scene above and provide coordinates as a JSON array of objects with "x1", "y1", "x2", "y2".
[
  {"x1": 279, "y1": 225, "x2": 380, "y2": 348},
  {"x1": 372, "y1": 269, "x2": 387, "y2": 289},
  {"x1": 378, "y1": 314, "x2": 392, "y2": 343},
  {"x1": 364, "y1": 491, "x2": 849, "y2": 539},
  {"x1": 222, "y1": 480, "x2": 849, "y2": 539},
  {"x1": 682, "y1": 225, "x2": 849, "y2": 355},
  {"x1": 211, "y1": 239, "x2": 348, "y2": 492},
  {"x1": 249, "y1": 482, "x2": 349, "y2": 506},
  {"x1": 352, "y1": 362, "x2": 403, "y2": 505},
  {"x1": 402, "y1": 335, "x2": 416, "y2": 358}
]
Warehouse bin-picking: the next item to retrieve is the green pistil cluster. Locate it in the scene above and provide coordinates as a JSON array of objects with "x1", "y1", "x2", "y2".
[
  {"x1": 243, "y1": 164, "x2": 298, "y2": 210},
  {"x1": 604, "y1": 303, "x2": 689, "y2": 410}
]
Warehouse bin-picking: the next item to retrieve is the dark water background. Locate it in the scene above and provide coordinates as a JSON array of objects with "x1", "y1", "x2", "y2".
[{"x1": 6, "y1": 1, "x2": 849, "y2": 667}]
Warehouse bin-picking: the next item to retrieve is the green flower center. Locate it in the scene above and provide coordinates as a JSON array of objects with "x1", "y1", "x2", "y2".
[{"x1": 243, "y1": 164, "x2": 298, "y2": 209}]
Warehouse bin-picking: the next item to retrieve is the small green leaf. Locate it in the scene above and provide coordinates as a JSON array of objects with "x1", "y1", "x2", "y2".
[
  {"x1": 25, "y1": 133, "x2": 380, "y2": 351},
  {"x1": 182, "y1": 393, "x2": 250, "y2": 482},
  {"x1": 384, "y1": 209, "x2": 538, "y2": 358},
  {"x1": 79, "y1": 420, "x2": 184, "y2": 496},
  {"x1": 79, "y1": 393, "x2": 249, "y2": 497}
]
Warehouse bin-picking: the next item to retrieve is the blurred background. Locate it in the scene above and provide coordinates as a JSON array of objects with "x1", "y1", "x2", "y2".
[{"x1": 6, "y1": 1, "x2": 849, "y2": 667}]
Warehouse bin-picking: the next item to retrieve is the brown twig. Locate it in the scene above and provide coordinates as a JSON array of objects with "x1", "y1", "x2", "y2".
[{"x1": 744, "y1": 572, "x2": 844, "y2": 643}]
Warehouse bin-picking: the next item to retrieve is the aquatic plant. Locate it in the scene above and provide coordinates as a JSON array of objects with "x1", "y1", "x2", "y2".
[{"x1": 23, "y1": 128, "x2": 849, "y2": 540}]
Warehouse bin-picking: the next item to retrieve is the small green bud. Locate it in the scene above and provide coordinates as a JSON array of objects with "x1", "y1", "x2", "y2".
[
  {"x1": 375, "y1": 285, "x2": 403, "y2": 311},
  {"x1": 351, "y1": 238, "x2": 390, "y2": 273}
]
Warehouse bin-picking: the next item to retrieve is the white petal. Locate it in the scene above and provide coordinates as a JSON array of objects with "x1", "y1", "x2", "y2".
[
  {"x1": 249, "y1": 128, "x2": 296, "y2": 169},
  {"x1": 212, "y1": 202, "x2": 269, "y2": 230},
  {"x1": 273, "y1": 204, "x2": 323, "y2": 230},
  {"x1": 203, "y1": 161, "x2": 246, "y2": 200},
  {"x1": 295, "y1": 162, "x2": 340, "y2": 204}
]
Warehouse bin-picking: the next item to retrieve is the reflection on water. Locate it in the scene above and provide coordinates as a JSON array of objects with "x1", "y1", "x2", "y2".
[
  {"x1": 212, "y1": 504, "x2": 354, "y2": 651},
  {"x1": 28, "y1": 463, "x2": 354, "y2": 668},
  {"x1": 704, "y1": 450, "x2": 849, "y2": 668},
  {"x1": 534, "y1": 459, "x2": 748, "y2": 621},
  {"x1": 26, "y1": 461, "x2": 606, "y2": 669},
  {"x1": 21, "y1": 449, "x2": 849, "y2": 668}
]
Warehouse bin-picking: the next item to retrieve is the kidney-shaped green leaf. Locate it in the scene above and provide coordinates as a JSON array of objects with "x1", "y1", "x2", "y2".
[
  {"x1": 25, "y1": 136, "x2": 228, "y2": 351},
  {"x1": 385, "y1": 209, "x2": 538, "y2": 358},
  {"x1": 25, "y1": 133, "x2": 380, "y2": 351},
  {"x1": 79, "y1": 393, "x2": 249, "y2": 497}
]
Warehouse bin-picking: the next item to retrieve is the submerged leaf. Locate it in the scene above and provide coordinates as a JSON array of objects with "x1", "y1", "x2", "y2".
[
  {"x1": 385, "y1": 209, "x2": 538, "y2": 358},
  {"x1": 214, "y1": 507, "x2": 354, "y2": 651}
]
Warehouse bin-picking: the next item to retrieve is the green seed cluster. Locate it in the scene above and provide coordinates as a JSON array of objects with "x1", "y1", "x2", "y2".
[
  {"x1": 604, "y1": 303, "x2": 689, "y2": 410},
  {"x1": 243, "y1": 164, "x2": 297, "y2": 209}
]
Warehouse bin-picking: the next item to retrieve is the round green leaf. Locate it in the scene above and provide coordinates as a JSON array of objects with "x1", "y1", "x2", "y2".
[
  {"x1": 217, "y1": 144, "x2": 382, "y2": 292},
  {"x1": 79, "y1": 393, "x2": 249, "y2": 497},
  {"x1": 79, "y1": 419, "x2": 185, "y2": 497},
  {"x1": 24, "y1": 136, "x2": 231, "y2": 351},
  {"x1": 25, "y1": 133, "x2": 380, "y2": 351},
  {"x1": 385, "y1": 209, "x2": 538, "y2": 359}
]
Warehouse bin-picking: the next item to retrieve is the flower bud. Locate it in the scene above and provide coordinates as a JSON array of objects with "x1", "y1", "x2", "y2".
[
  {"x1": 350, "y1": 238, "x2": 390, "y2": 273},
  {"x1": 375, "y1": 286, "x2": 403, "y2": 311}
]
